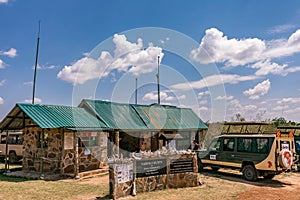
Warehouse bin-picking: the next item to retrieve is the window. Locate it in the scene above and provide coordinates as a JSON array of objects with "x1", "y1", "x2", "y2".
[
  {"x1": 37, "y1": 130, "x2": 48, "y2": 149},
  {"x1": 257, "y1": 138, "x2": 269, "y2": 153},
  {"x1": 0, "y1": 134, "x2": 23, "y2": 145},
  {"x1": 296, "y1": 140, "x2": 300, "y2": 152},
  {"x1": 237, "y1": 138, "x2": 270, "y2": 153},
  {"x1": 237, "y1": 138, "x2": 252, "y2": 152},
  {"x1": 223, "y1": 138, "x2": 235, "y2": 151},
  {"x1": 208, "y1": 138, "x2": 221, "y2": 151},
  {"x1": 78, "y1": 132, "x2": 99, "y2": 147}
]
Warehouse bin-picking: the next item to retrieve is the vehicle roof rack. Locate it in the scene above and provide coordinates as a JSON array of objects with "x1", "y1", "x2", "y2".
[{"x1": 222, "y1": 121, "x2": 271, "y2": 134}]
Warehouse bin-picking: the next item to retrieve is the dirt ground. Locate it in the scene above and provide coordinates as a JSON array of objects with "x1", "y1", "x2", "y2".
[
  {"x1": 201, "y1": 169, "x2": 300, "y2": 200},
  {"x1": 75, "y1": 168, "x2": 300, "y2": 200}
]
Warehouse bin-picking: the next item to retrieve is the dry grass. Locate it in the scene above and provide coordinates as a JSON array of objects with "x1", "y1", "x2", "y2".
[
  {"x1": 1, "y1": 166, "x2": 298, "y2": 200},
  {"x1": 0, "y1": 174, "x2": 109, "y2": 200}
]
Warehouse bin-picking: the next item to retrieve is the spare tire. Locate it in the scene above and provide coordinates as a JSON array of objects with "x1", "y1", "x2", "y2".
[{"x1": 279, "y1": 149, "x2": 293, "y2": 169}]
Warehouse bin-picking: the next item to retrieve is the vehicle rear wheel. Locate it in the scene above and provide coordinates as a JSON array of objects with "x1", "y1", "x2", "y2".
[
  {"x1": 9, "y1": 151, "x2": 17, "y2": 163},
  {"x1": 197, "y1": 159, "x2": 203, "y2": 172},
  {"x1": 242, "y1": 165, "x2": 258, "y2": 181},
  {"x1": 263, "y1": 174, "x2": 275, "y2": 179}
]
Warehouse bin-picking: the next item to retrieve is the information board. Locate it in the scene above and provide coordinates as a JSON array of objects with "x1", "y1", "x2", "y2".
[
  {"x1": 170, "y1": 158, "x2": 194, "y2": 174},
  {"x1": 136, "y1": 158, "x2": 167, "y2": 177},
  {"x1": 115, "y1": 163, "x2": 133, "y2": 183}
]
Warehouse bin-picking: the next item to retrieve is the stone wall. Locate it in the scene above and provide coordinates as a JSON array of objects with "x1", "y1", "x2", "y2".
[
  {"x1": 78, "y1": 132, "x2": 108, "y2": 172},
  {"x1": 23, "y1": 122, "x2": 64, "y2": 174},
  {"x1": 109, "y1": 150, "x2": 199, "y2": 200},
  {"x1": 23, "y1": 124, "x2": 109, "y2": 176}
]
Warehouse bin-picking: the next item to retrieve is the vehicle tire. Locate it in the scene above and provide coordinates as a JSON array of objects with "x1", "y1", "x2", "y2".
[
  {"x1": 198, "y1": 159, "x2": 203, "y2": 172},
  {"x1": 263, "y1": 174, "x2": 275, "y2": 179},
  {"x1": 279, "y1": 149, "x2": 293, "y2": 169},
  {"x1": 242, "y1": 165, "x2": 258, "y2": 181},
  {"x1": 211, "y1": 166, "x2": 220, "y2": 171},
  {"x1": 9, "y1": 151, "x2": 17, "y2": 164}
]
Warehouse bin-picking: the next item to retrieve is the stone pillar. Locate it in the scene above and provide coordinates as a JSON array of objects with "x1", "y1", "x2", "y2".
[{"x1": 190, "y1": 131, "x2": 196, "y2": 149}]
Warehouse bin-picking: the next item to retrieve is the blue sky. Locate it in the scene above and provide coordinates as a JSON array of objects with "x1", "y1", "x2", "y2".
[{"x1": 1, "y1": 0, "x2": 300, "y2": 122}]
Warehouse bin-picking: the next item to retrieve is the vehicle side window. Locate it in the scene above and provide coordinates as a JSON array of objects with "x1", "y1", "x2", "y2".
[
  {"x1": 223, "y1": 138, "x2": 235, "y2": 151},
  {"x1": 237, "y1": 138, "x2": 252, "y2": 152},
  {"x1": 257, "y1": 138, "x2": 269, "y2": 153},
  {"x1": 0, "y1": 135, "x2": 6, "y2": 144},
  {"x1": 296, "y1": 140, "x2": 300, "y2": 152},
  {"x1": 8, "y1": 135, "x2": 16, "y2": 144}
]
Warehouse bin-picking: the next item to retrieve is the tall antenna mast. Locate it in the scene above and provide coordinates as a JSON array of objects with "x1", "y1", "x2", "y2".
[
  {"x1": 135, "y1": 78, "x2": 138, "y2": 105},
  {"x1": 156, "y1": 55, "x2": 160, "y2": 105},
  {"x1": 32, "y1": 20, "x2": 41, "y2": 104}
]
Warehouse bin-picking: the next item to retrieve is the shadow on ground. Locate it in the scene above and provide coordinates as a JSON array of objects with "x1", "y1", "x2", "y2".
[{"x1": 200, "y1": 168, "x2": 292, "y2": 188}]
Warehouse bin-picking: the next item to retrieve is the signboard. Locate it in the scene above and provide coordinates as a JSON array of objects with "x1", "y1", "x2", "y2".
[
  {"x1": 170, "y1": 158, "x2": 194, "y2": 174},
  {"x1": 136, "y1": 158, "x2": 167, "y2": 177},
  {"x1": 115, "y1": 163, "x2": 133, "y2": 183}
]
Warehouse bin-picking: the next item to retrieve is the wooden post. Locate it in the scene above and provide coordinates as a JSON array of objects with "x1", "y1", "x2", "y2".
[
  {"x1": 115, "y1": 131, "x2": 120, "y2": 158},
  {"x1": 75, "y1": 131, "x2": 80, "y2": 179},
  {"x1": 4, "y1": 129, "x2": 9, "y2": 172}
]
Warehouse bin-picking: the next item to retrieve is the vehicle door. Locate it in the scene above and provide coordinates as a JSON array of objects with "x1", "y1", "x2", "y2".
[
  {"x1": 200, "y1": 137, "x2": 222, "y2": 164},
  {"x1": 218, "y1": 137, "x2": 238, "y2": 165}
]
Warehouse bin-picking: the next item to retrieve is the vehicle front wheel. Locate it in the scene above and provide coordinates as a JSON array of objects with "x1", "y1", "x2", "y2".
[
  {"x1": 242, "y1": 165, "x2": 258, "y2": 181},
  {"x1": 9, "y1": 151, "x2": 17, "y2": 163},
  {"x1": 211, "y1": 166, "x2": 220, "y2": 171}
]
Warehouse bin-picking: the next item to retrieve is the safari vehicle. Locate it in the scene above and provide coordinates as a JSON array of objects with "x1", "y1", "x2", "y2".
[
  {"x1": 0, "y1": 132, "x2": 23, "y2": 163},
  {"x1": 278, "y1": 126, "x2": 300, "y2": 170},
  {"x1": 196, "y1": 122, "x2": 298, "y2": 181}
]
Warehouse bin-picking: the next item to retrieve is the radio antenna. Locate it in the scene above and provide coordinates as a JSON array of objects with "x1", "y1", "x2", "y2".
[{"x1": 156, "y1": 55, "x2": 160, "y2": 105}]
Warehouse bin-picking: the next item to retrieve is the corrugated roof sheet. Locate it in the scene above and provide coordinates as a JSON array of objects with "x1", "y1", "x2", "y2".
[
  {"x1": 80, "y1": 100, "x2": 148, "y2": 130},
  {"x1": 0, "y1": 103, "x2": 108, "y2": 130},
  {"x1": 132, "y1": 104, "x2": 207, "y2": 130},
  {"x1": 79, "y1": 99, "x2": 207, "y2": 131}
]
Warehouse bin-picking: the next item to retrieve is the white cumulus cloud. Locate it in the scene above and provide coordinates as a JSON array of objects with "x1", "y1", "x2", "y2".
[
  {"x1": 143, "y1": 91, "x2": 185, "y2": 102},
  {"x1": 191, "y1": 28, "x2": 300, "y2": 76},
  {"x1": 24, "y1": 98, "x2": 42, "y2": 104},
  {"x1": 190, "y1": 28, "x2": 266, "y2": 67},
  {"x1": 250, "y1": 59, "x2": 287, "y2": 76},
  {"x1": 0, "y1": 59, "x2": 6, "y2": 69},
  {"x1": 0, "y1": 0, "x2": 8, "y2": 4},
  {"x1": 277, "y1": 97, "x2": 300, "y2": 104},
  {"x1": 214, "y1": 95, "x2": 234, "y2": 101},
  {"x1": 57, "y1": 34, "x2": 164, "y2": 85},
  {"x1": 0, "y1": 97, "x2": 4, "y2": 104},
  {"x1": 172, "y1": 74, "x2": 258, "y2": 91},
  {"x1": 243, "y1": 79, "x2": 271, "y2": 100},
  {"x1": 0, "y1": 48, "x2": 17, "y2": 58},
  {"x1": 0, "y1": 79, "x2": 6, "y2": 86}
]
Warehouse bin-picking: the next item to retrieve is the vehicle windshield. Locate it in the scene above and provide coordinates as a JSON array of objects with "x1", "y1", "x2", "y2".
[{"x1": 208, "y1": 138, "x2": 221, "y2": 151}]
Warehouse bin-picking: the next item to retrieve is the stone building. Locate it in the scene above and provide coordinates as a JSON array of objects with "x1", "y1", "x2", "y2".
[
  {"x1": 79, "y1": 99, "x2": 208, "y2": 158},
  {"x1": 0, "y1": 100, "x2": 207, "y2": 177},
  {"x1": 0, "y1": 103, "x2": 109, "y2": 177}
]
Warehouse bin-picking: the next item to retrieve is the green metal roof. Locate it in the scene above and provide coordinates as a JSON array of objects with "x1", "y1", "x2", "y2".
[
  {"x1": 0, "y1": 103, "x2": 108, "y2": 131},
  {"x1": 132, "y1": 104, "x2": 207, "y2": 130},
  {"x1": 79, "y1": 99, "x2": 207, "y2": 131},
  {"x1": 79, "y1": 100, "x2": 148, "y2": 130}
]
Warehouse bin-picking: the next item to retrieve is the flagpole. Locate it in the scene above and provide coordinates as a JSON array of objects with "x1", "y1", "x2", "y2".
[{"x1": 32, "y1": 20, "x2": 40, "y2": 104}]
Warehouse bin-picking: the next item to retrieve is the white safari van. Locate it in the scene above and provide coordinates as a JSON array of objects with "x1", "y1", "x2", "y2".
[
  {"x1": 0, "y1": 132, "x2": 23, "y2": 163},
  {"x1": 196, "y1": 130, "x2": 298, "y2": 181}
]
